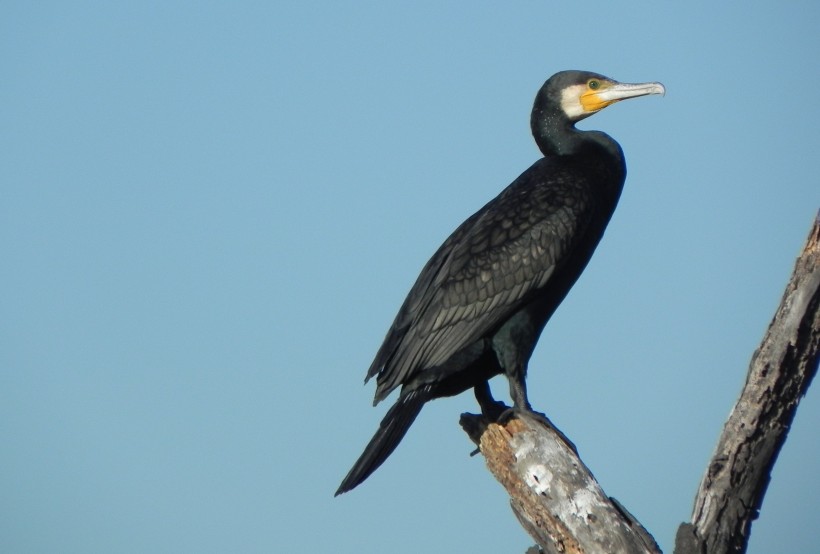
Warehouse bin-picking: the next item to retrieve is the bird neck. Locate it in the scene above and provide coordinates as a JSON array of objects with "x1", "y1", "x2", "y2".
[
  {"x1": 531, "y1": 112, "x2": 627, "y2": 198},
  {"x1": 533, "y1": 111, "x2": 616, "y2": 154}
]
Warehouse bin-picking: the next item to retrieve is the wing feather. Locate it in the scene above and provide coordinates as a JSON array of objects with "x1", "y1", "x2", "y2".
[{"x1": 369, "y1": 158, "x2": 596, "y2": 402}]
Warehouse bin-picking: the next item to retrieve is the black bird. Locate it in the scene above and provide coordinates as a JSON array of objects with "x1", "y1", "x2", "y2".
[{"x1": 336, "y1": 70, "x2": 664, "y2": 496}]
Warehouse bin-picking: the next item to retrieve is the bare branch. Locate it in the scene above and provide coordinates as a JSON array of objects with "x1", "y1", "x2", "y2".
[
  {"x1": 461, "y1": 411, "x2": 661, "y2": 554},
  {"x1": 675, "y1": 214, "x2": 820, "y2": 554}
]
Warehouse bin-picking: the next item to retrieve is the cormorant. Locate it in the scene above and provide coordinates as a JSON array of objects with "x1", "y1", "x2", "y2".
[{"x1": 336, "y1": 70, "x2": 664, "y2": 496}]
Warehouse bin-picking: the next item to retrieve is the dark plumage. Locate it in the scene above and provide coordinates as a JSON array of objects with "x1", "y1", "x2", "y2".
[{"x1": 336, "y1": 70, "x2": 664, "y2": 496}]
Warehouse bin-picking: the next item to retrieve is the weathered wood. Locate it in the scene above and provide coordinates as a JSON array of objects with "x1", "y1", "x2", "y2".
[
  {"x1": 460, "y1": 411, "x2": 661, "y2": 554},
  {"x1": 674, "y1": 215, "x2": 820, "y2": 554}
]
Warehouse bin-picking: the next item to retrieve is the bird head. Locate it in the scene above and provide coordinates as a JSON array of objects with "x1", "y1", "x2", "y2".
[{"x1": 538, "y1": 70, "x2": 665, "y2": 123}]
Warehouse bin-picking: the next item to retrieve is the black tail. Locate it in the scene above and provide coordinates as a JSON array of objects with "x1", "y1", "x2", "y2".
[{"x1": 335, "y1": 387, "x2": 429, "y2": 496}]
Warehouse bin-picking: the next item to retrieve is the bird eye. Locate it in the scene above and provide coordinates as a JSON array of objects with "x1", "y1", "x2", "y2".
[{"x1": 588, "y1": 79, "x2": 600, "y2": 90}]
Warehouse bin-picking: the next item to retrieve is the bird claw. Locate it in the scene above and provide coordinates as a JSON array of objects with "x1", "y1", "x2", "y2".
[{"x1": 481, "y1": 399, "x2": 511, "y2": 422}]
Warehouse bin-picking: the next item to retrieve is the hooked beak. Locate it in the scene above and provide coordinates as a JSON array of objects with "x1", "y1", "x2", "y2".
[{"x1": 581, "y1": 81, "x2": 666, "y2": 113}]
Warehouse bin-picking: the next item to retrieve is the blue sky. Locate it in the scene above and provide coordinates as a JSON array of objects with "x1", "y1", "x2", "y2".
[{"x1": 2, "y1": 2, "x2": 819, "y2": 553}]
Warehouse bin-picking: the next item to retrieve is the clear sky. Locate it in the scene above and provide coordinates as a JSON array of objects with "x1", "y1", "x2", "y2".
[{"x1": 2, "y1": 2, "x2": 819, "y2": 553}]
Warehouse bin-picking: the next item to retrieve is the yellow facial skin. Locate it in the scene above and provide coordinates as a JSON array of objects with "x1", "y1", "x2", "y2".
[
  {"x1": 579, "y1": 78, "x2": 666, "y2": 114},
  {"x1": 580, "y1": 79, "x2": 617, "y2": 113}
]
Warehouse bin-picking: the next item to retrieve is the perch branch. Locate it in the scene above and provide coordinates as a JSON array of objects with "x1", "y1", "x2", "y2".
[{"x1": 460, "y1": 411, "x2": 661, "y2": 554}]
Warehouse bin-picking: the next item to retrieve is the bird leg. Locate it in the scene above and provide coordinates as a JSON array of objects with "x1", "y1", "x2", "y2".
[
  {"x1": 508, "y1": 371, "x2": 532, "y2": 411},
  {"x1": 474, "y1": 381, "x2": 509, "y2": 421}
]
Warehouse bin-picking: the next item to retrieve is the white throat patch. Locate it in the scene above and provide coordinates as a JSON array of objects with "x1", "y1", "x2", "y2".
[{"x1": 559, "y1": 84, "x2": 588, "y2": 120}]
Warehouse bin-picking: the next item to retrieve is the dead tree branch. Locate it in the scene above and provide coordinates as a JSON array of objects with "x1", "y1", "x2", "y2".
[
  {"x1": 460, "y1": 411, "x2": 661, "y2": 554},
  {"x1": 675, "y1": 217, "x2": 820, "y2": 553}
]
